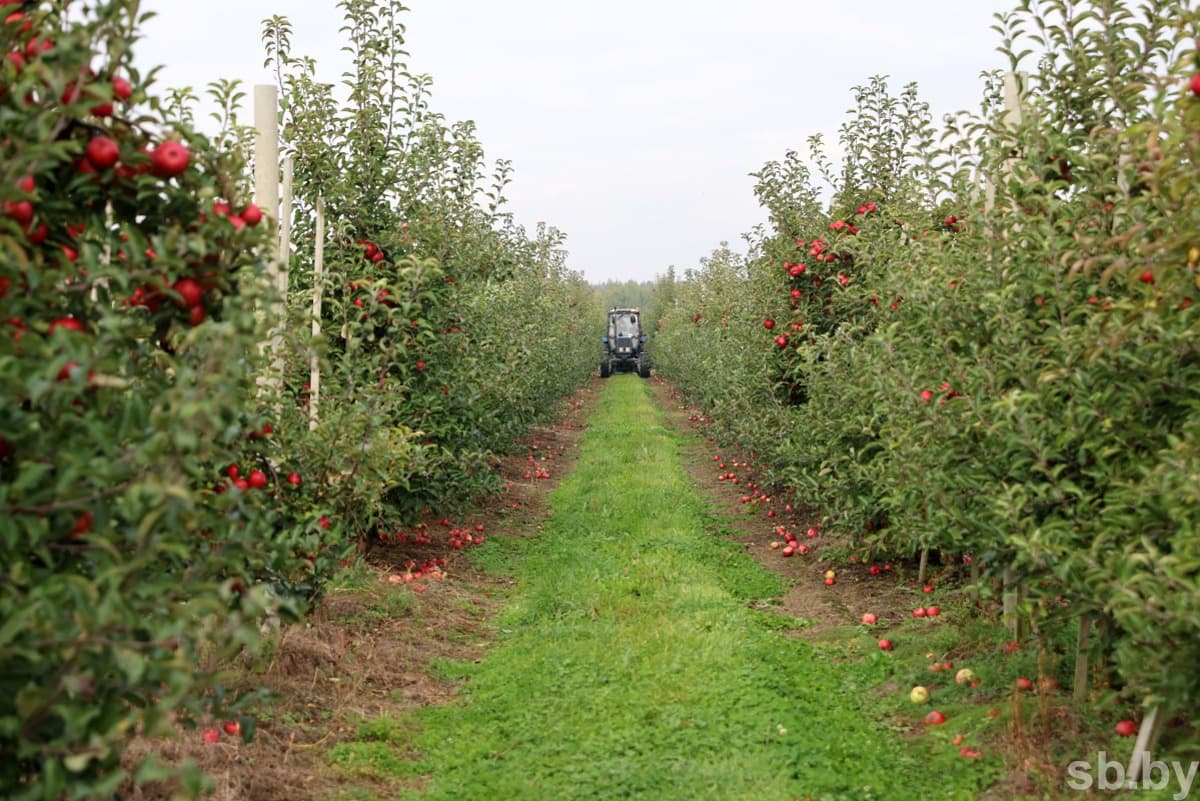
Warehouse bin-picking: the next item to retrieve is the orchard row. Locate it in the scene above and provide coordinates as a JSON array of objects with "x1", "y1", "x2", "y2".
[
  {"x1": 650, "y1": 0, "x2": 1199, "y2": 750},
  {"x1": 0, "y1": 2, "x2": 595, "y2": 798}
]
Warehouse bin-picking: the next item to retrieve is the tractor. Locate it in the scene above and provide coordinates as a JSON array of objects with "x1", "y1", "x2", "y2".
[{"x1": 600, "y1": 307, "x2": 650, "y2": 378}]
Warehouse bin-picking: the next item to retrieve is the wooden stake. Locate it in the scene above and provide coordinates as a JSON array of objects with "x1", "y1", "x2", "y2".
[
  {"x1": 968, "y1": 557, "x2": 981, "y2": 608},
  {"x1": 1072, "y1": 612, "x2": 1092, "y2": 706}
]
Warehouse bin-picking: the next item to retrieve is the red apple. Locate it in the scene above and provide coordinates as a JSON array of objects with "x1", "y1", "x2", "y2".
[
  {"x1": 878, "y1": 639, "x2": 893, "y2": 651},
  {"x1": 149, "y1": 140, "x2": 189, "y2": 178},
  {"x1": 201, "y1": 728, "x2": 220, "y2": 744},
  {"x1": 1014, "y1": 677, "x2": 1034, "y2": 692},
  {"x1": 3, "y1": 199, "x2": 34, "y2": 226},
  {"x1": 912, "y1": 607, "x2": 927, "y2": 618},
  {"x1": 68, "y1": 510, "x2": 94, "y2": 537},
  {"x1": 240, "y1": 203, "x2": 263, "y2": 226},
  {"x1": 286, "y1": 472, "x2": 302, "y2": 487},
  {"x1": 25, "y1": 221, "x2": 47, "y2": 244},
  {"x1": 222, "y1": 720, "x2": 241, "y2": 737},
  {"x1": 924, "y1": 710, "x2": 947, "y2": 725},
  {"x1": 861, "y1": 613, "x2": 877, "y2": 625},
  {"x1": 55, "y1": 361, "x2": 81, "y2": 382},
  {"x1": 86, "y1": 136, "x2": 119, "y2": 169},
  {"x1": 111, "y1": 75, "x2": 133, "y2": 100},
  {"x1": 48, "y1": 317, "x2": 85, "y2": 335},
  {"x1": 762, "y1": 318, "x2": 775, "y2": 330},
  {"x1": 247, "y1": 469, "x2": 268, "y2": 489},
  {"x1": 1115, "y1": 719, "x2": 1137, "y2": 737},
  {"x1": 925, "y1": 605, "x2": 940, "y2": 617},
  {"x1": 172, "y1": 277, "x2": 203, "y2": 308}
]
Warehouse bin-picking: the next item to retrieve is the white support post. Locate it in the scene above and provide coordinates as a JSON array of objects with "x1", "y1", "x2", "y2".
[
  {"x1": 985, "y1": 72, "x2": 1026, "y2": 217},
  {"x1": 279, "y1": 156, "x2": 293, "y2": 302},
  {"x1": 1002, "y1": 72, "x2": 1025, "y2": 128},
  {"x1": 254, "y1": 84, "x2": 283, "y2": 396},
  {"x1": 309, "y1": 196, "x2": 325, "y2": 431},
  {"x1": 1128, "y1": 705, "x2": 1163, "y2": 782},
  {"x1": 1003, "y1": 566, "x2": 1023, "y2": 639}
]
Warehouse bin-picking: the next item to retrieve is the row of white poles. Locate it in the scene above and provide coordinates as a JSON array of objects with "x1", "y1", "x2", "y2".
[{"x1": 253, "y1": 84, "x2": 324, "y2": 432}]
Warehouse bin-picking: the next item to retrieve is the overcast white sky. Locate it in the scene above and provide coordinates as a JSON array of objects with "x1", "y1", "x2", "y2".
[{"x1": 135, "y1": 1, "x2": 1016, "y2": 284}]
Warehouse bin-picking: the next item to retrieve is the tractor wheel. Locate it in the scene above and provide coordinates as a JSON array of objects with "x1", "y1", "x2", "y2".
[
  {"x1": 600, "y1": 358, "x2": 612, "y2": 378},
  {"x1": 637, "y1": 354, "x2": 651, "y2": 378}
]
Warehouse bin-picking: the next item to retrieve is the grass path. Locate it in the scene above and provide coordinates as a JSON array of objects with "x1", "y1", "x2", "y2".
[{"x1": 356, "y1": 377, "x2": 991, "y2": 800}]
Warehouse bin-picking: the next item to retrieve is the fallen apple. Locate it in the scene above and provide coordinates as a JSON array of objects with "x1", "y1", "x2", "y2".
[
  {"x1": 924, "y1": 710, "x2": 947, "y2": 725},
  {"x1": 861, "y1": 612, "x2": 877, "y2": 625},
  {"x1": 954, "y1": 668, "x2": 976, "y2": 685},
  {"x1": 910, "y1": 686, "x2": 930, "y2": 704}
]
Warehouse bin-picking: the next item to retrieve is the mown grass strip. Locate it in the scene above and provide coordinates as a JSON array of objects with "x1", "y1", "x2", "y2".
[{"x1": 343, "y1": 377, "x2": 995, "y2": 800}]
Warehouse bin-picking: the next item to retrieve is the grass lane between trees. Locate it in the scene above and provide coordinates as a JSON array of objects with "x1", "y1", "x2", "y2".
[{"x1": 333, "y1": 376, "x2": 996, "y2": 800}]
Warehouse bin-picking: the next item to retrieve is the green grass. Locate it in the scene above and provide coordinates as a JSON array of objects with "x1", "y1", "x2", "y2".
[{"x1": 335, "y1": 376, "x2": 1000, "y2": 800}]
